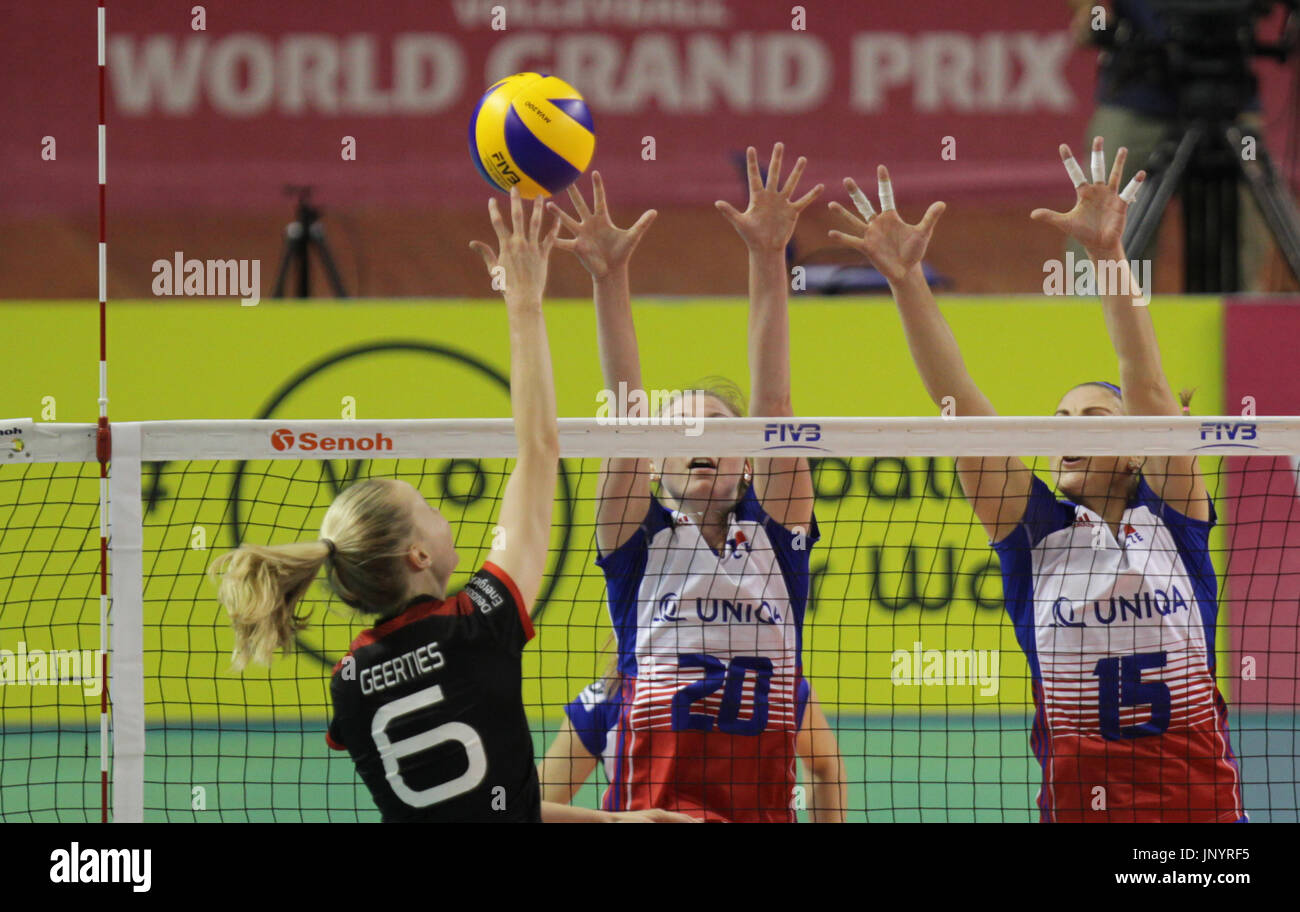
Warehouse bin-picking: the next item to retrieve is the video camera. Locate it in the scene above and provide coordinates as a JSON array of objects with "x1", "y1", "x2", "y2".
[{"x1": 1096, "y1": 0, "x2": 1298, "y2": 120}]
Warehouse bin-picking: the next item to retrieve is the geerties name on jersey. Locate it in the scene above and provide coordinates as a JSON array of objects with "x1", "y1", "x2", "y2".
[{"x1": 358, "y1": 641, "x2": 446, "y2": 696}]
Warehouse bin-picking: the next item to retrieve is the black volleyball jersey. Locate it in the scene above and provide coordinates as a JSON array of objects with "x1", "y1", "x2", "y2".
[{"x1": 326, "y1": 562, "x2": 540, "y2": 822}]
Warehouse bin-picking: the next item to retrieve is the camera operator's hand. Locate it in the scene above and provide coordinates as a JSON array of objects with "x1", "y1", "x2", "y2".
[{"x1": 1030, "y1": 136, "x2": 1144, "y2": 259}]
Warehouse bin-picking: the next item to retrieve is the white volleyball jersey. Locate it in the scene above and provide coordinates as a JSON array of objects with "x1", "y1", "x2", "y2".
[
  {"x1": 595, "y1": 485, "x2": 818, "y2": 822},
  {"x1": 994, "y1": 474, "x2": 1244, "y2": 823},
  {"x1": 561, "y1": 676, "x2": 814, "y2": 811}
]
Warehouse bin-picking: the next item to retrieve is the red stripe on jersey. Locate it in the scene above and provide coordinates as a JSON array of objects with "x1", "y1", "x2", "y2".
[
  {"x1": 333, "y1": 596, "x2": 468, "y2": 668},
  {"x1": 325, "y1": 731, "x2": 346, "y2": 751},
  {"x1": 331, "y1": 566, "x2": 525, "y2": 675},
  {"x1": 483, "y1": 560, "x2": 533, "y2": 642},
  {"x1": 349, "y1": 592, "x2": 473, "y2": 654},
  {"x1": 608, "y1": 680, "x2": 635, "y2": 813},
  {"x1": 616, "y1": 728, "x2": 797, "y2": 823}
]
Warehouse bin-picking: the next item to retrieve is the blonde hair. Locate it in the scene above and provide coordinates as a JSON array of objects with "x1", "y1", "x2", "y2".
[
  {"x1": 208, "y1": 478, "x2": 416, "y2": 670},
  {"x1": 665, "y1": 376, "x2": 748, "y2": 418},
  {"x1": 653, "y1": 376, "x2": 753, "y2": 508}
]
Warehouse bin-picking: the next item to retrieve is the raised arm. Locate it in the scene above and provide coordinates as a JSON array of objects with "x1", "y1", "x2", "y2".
[
  {"x1": 540, "y1": 802, "x2": 700, "y2": 823},
  {"x1": 1030, "y1": 138, "x2": 1209, "y2": 519},
  {"x1": 794, "y1": 692, "x2": 848, "y2": 823},
  {"x1": 548, "y1": 173, "x2": 658, "y2": 554},
  {"x1": 469, "y1": 188, "x2": 561, "y2": 612},
  {"x1": 715, "y1": 143, "x2": 822, "y2": 529},
  {"x1": 828, "y1": 167, "x2": 1032, "y2": 542}
]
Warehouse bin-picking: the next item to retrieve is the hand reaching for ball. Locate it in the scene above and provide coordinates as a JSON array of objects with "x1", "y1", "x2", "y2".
[
  {"x1": 547, "y1": 172, "x2": 657, "y2": 280},
  {"x1": 469, "y1": 186, "x2": 560, "y2": 307}
]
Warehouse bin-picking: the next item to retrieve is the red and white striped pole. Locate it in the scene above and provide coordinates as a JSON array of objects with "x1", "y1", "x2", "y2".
[{"x1": 95, "y1": 0, "x2": 110, "y2": 825}]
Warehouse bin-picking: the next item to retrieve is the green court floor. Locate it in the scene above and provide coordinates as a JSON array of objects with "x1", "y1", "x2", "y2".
[{"x1": 3, "y1": 712, "x2": 1294, "y2": 822}]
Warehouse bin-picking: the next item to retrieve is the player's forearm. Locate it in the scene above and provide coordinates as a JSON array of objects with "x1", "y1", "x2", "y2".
[
  {"x1": 890, "y1": 267, "x2": 996, "y2": 415},
  {"x1": 808, "y1": 773, "x2": 848, "y2": 824},
  {"x1": 593, "y1": 267, "x2": 646, "y2": 407},
  {"x1": 538, "y1": 780, "x2": 578, "y2": 806},
  {"x1": 748, "y1": 248, "x2": 794, "y2": 416},
  {"x1": 541, "y1": 801, "x2": 615, "y2": 822},
  {"x1": 1088, "y1": 243, "x2": 1176, "y2": 412},
  {"x1": 506, "y1": 299, "x2": 561, "y2": 462}
]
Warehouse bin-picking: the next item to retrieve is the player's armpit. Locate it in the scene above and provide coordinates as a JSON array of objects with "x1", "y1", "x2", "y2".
[
  {"x1": 956, "y1": 455, "x2": 1034, "y2": 543},
  {"x1": 595, "y1": 457, "x2": 652, "y2": 555}
]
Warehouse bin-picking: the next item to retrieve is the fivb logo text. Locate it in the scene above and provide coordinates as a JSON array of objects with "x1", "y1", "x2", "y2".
[
  {"x1": 1196, "y1": 422, "x2": 1258, "y2": 447},
  {"x1": 762, "y1": 423, "x2": 825, "y2": 450},
  {"x1": 270, "y1": 428, "x2": 394, "y2": 452}
]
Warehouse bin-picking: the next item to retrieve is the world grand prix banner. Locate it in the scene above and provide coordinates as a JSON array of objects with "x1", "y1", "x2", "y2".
[
  {"x1": 8, "y1": 0, "x2": 1250, "y2": 216},
  {"x1": 0, "y1": 296, "x2": 1229, "y2": 726}
]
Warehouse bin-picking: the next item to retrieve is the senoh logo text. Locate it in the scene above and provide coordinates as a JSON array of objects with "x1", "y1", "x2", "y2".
[{"x1": 270, "y1": 428, "x2": 394, "y2": 452}]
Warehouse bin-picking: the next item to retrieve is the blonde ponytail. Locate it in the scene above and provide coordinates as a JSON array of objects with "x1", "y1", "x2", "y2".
[
  {"x1": 1178, "y1": 387, "x2": 1197, "y2": 415},
  {"x1": 208, "y1": 541, "x2": 330, "y2": 670},
  {"x1": 210, "y1": 478, "x2": 417, "y2": 670}
]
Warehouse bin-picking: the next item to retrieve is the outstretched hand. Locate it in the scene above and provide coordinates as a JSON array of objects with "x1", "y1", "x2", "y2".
[
  {"x1": 716, "y1": 143, "x2": 823, "y2": 252},
  {"x1": 612, "y1": 808, "x2": 701, "y2": 823},
  {"x1": 827, "y1": 165, "x2": 945, "y2": 284},
  {"x1": 547, "y1": 171, "x2": 657, "y2": 280},
  {"x1": 469, "y1": 186, "x2": 560, "y2": 304},
  {"x1": 1030, "y1": 137, "x2": 1144, "y2": 255}
]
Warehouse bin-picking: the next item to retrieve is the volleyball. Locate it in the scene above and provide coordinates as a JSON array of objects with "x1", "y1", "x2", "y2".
[{"x1": 468, "y1": 73, "x2": 595, "y2": 199}]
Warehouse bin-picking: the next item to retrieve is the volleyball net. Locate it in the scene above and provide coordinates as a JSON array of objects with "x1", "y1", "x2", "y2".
[{"x1": 2, "y1": 416, "x2": 1298, "y2": 822}]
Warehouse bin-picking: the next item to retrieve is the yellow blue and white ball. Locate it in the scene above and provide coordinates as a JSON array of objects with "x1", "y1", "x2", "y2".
[{"x1": 469, "y1": 73, "x2": 595, "y2": 199}]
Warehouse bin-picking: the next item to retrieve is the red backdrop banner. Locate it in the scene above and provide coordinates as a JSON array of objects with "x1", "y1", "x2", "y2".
[
  {"x1": 1225, "y1": 298, "x2": 1300, "y2": 709},
  {"x1": 5, "y1": 0, "x2": 1297, "y2": 217}
]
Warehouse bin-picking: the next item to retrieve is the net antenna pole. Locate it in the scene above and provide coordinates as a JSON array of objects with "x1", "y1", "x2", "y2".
[
  {"x1": 96, "y1": 0, "x2": 109, "y2": 825},
  {"x1": 96, "y1": 2, "x2": 145, "y2": 825}
]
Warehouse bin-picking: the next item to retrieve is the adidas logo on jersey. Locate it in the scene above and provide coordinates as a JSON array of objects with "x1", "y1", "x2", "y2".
[{"x1": 725, "y1": 531, "x2": 751, "y2": 557}]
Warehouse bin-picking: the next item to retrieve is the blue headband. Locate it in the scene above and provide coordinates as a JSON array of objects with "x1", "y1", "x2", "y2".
[{"x1": 1091, "y1": 381, "x2": 1122, "y2": 396}]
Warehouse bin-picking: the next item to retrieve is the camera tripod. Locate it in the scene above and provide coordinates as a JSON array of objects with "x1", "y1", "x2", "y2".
[
  {"x1": 271, "y1": 185, "x2": 349, "y2": 298},
  {"x1": 1124, "y1": 116, "x2": 1300, "y2": 291},
  {"x1": 1115, "y1": 0, "x2": 1300, "y2": 291}
]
